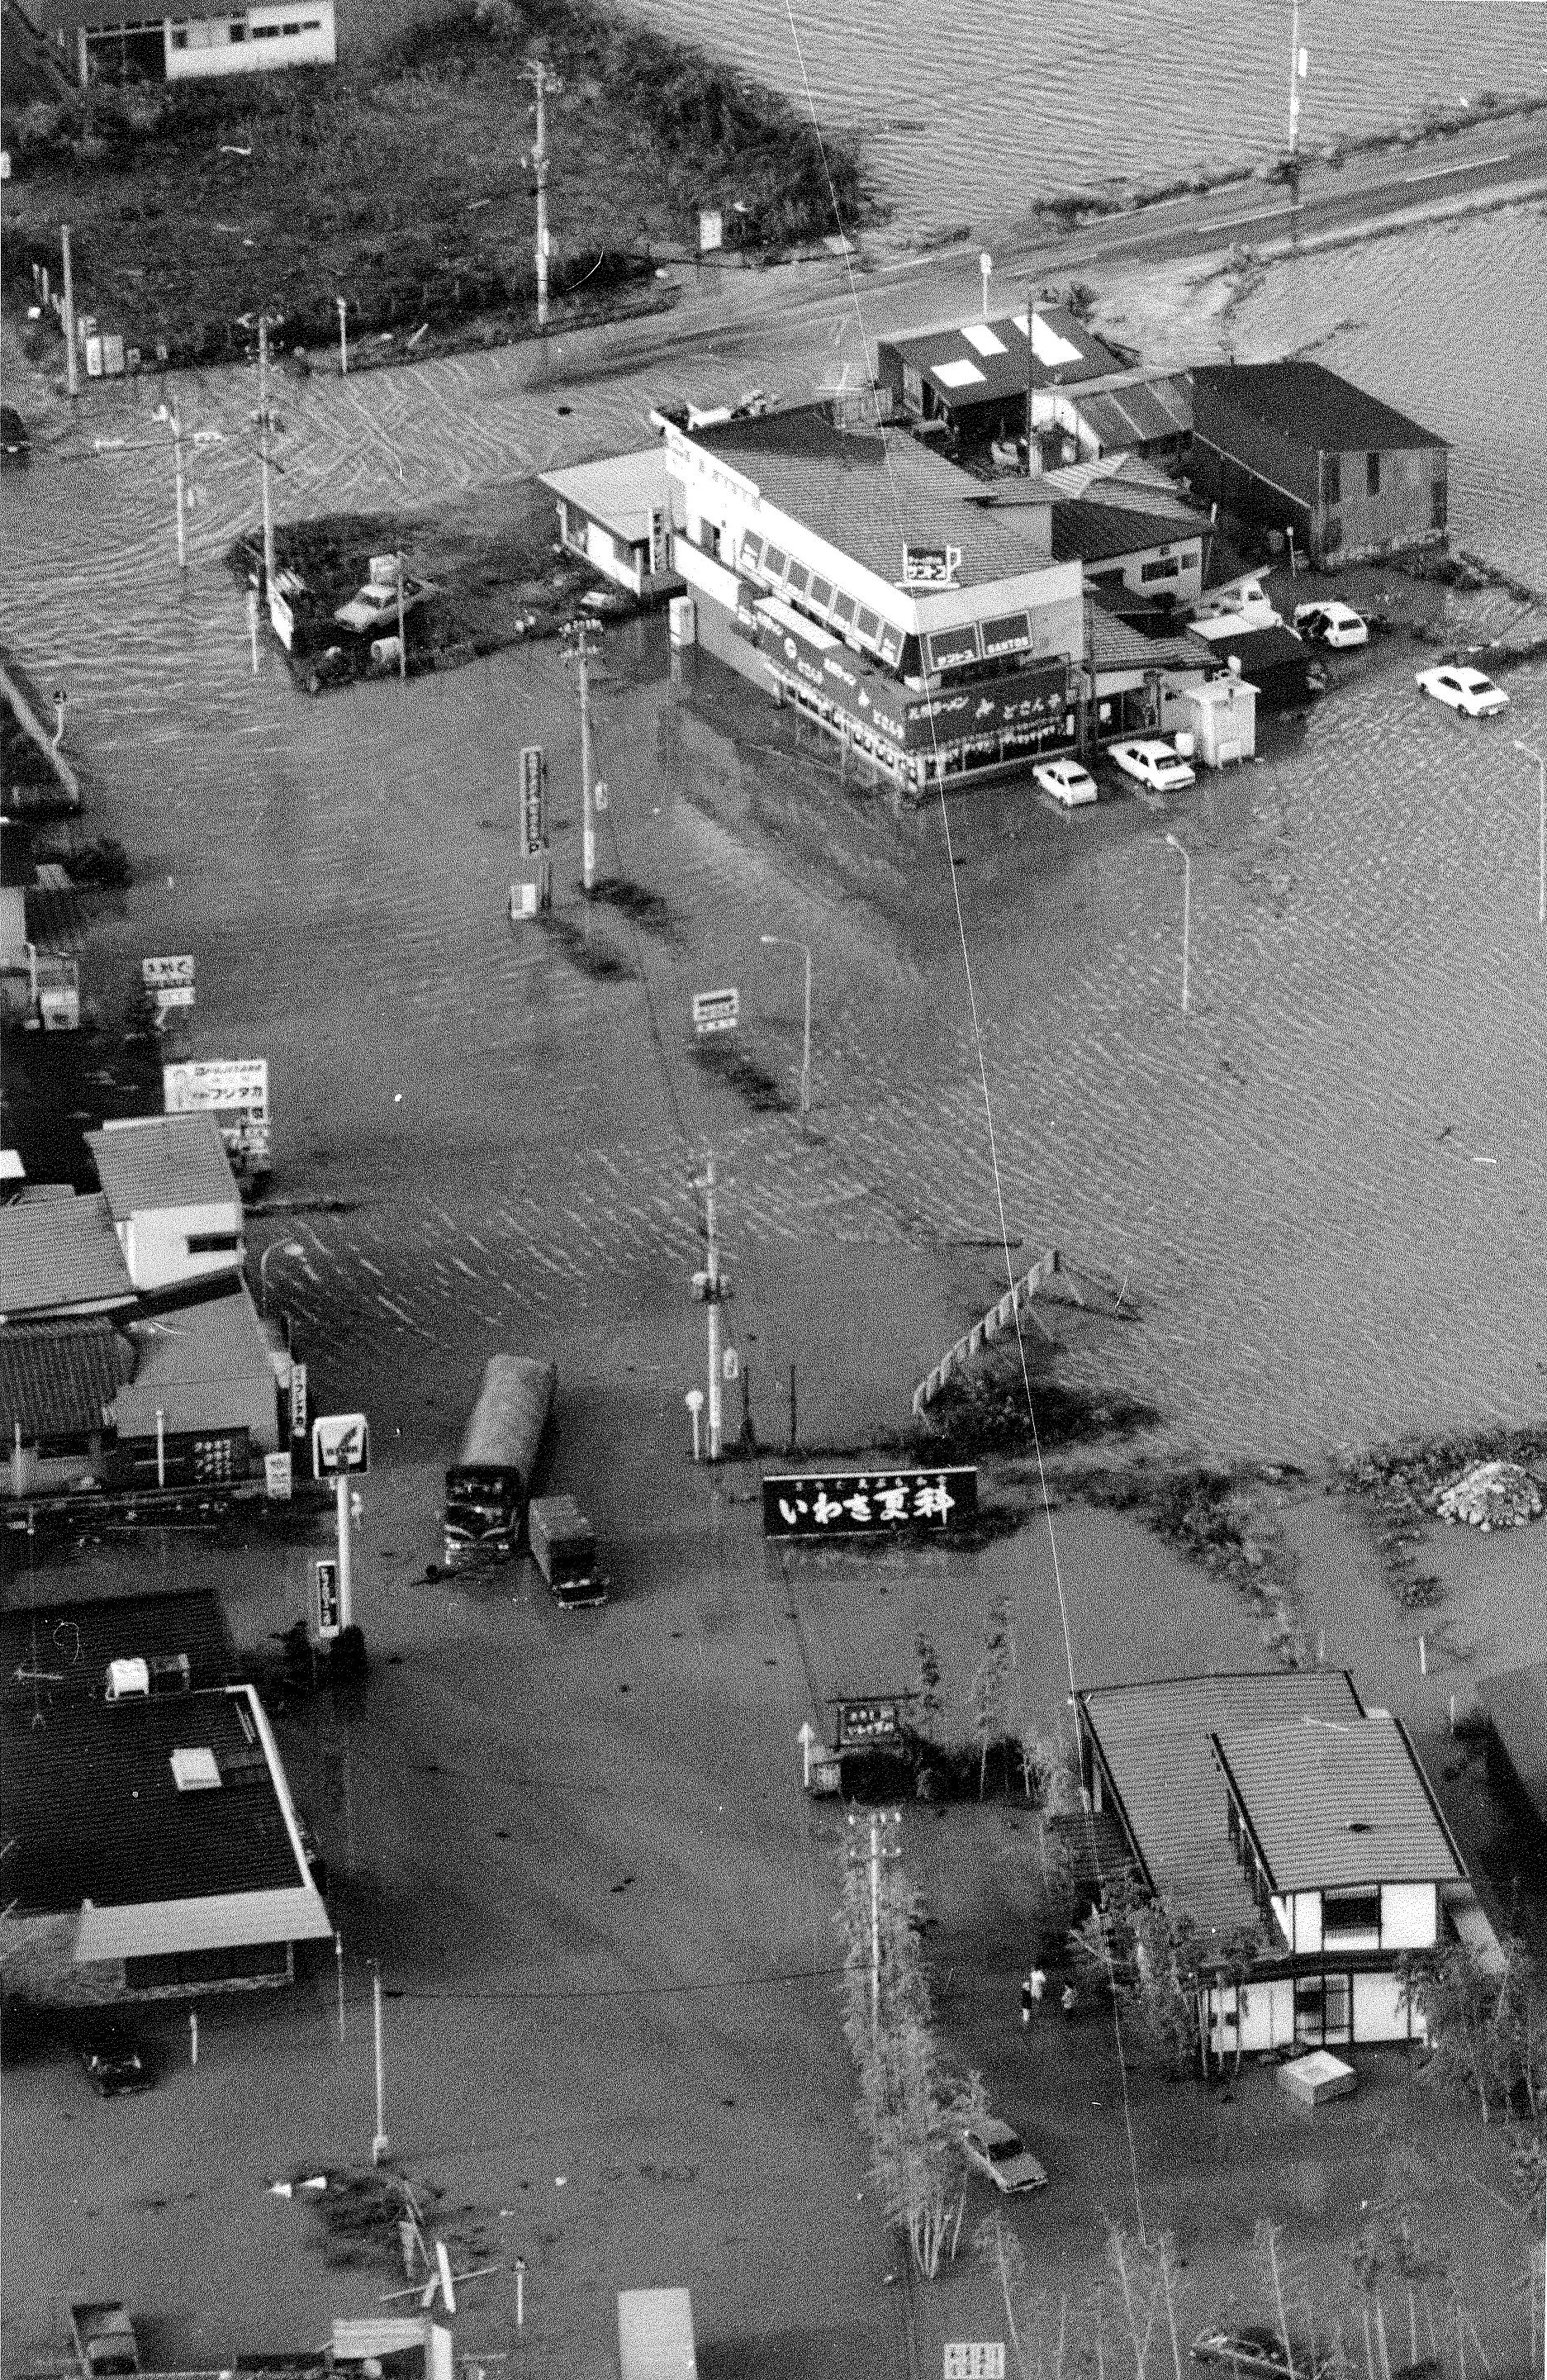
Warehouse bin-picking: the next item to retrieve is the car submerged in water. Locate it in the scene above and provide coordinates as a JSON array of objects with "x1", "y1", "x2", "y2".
[{"x1": 1108, "y1": 738, "x2": 1197, "y2": 794}]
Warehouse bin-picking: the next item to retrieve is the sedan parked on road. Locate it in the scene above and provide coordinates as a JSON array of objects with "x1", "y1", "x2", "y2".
[
  {"x1": 1415, "y1": 664, "x2": 1509, "y2": 716},
  {"x1": 75, "y1": 2024, "x2": 151, "y2": 2096},
  {"x1": 1108, "y1": 738, "x2": 1197, "y2": 794},
  {"x1": 1032, "y1": 758, "x2": 1098, "y2": 807},
  {"x1": 961, "y1": 2116, "x2": 1048, "y2": 2194},
  {"x1": 1293, "y1": 600, "x2": 1369, "y2": 648}
]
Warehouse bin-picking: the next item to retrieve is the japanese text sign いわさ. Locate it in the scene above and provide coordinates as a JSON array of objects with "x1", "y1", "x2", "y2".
[{"x1": 761, "y1": 1467, "x2": 977, "y2": 1539}]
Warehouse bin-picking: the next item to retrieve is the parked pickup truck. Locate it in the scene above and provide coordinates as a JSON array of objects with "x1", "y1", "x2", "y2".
[
  {"x1": 70, "y1": 2302, "x2": 140, "y2": 2378},
  {"x1": 528, "y1": 1494, "x2": 607, "y2": 1608}
]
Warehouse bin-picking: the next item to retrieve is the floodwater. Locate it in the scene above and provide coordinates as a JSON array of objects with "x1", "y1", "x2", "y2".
[{"x1": 618, "y1": 0, "x2": 1547, "y2": 230}]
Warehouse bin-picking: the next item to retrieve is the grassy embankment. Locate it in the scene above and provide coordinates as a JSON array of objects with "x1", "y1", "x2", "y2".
[{"x1": 2, "y1": 0, "x2": 879, "y2": 370}]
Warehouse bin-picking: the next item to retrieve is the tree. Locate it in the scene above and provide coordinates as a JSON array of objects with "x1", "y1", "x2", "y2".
[
  {"x1": 1069, "y1": 1877, "x2": 1209, "y2": 2078},
  {"x1": 1398, "y1": 1936, "x2": 1542, "y2": 2122},
  {"x1": 969, "y1": 1599, "x2": 1014, "y2": 1799},
  {"x1": 912, "y1": 1632, "x2": 944, "y2": 1743}
]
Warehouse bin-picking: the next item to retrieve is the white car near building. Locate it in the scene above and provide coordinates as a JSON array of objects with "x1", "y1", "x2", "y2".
[
  {"x1": 1108, "y1": 738, "x2": 1197, "y2": 794},
  {"x1": 1032, "y1": 758, "x2": 1098, "y2": 807},
  {"x1": 1293, "y1": 600, "x2": 1369, "y2": 649},
  {"x1": 1415, "y1": 664, "x2": 1509, "y2": 717}
]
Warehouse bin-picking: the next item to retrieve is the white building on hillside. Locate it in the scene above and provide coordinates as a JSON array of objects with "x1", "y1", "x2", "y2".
[{"x1": 21, "y1": 0, "x2": 335, "y2": 86}]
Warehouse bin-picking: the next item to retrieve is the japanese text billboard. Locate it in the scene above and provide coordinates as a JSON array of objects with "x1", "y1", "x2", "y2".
[{"x1": 762, "y1": 1466, "x2": 977, "y2": 1539}]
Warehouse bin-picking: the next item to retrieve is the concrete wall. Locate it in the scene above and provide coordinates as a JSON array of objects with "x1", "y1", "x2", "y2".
[
  {"x1": 1322, "y1": 444, "x2": 1446, "y2": 563},
  {"x1": 119, "y1": 1200, "x2": 244, "y2": 1296},
  {"x1": 164, "y1": 2, "x2": 335, "y2": 77}
]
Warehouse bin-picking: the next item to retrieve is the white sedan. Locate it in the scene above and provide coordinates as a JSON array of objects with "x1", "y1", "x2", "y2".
[
  {"x1": 1108, "y1": 738, "x2": 1197, "y2": 794},
  {"x1": 962, "y1": 2116, "x2": 1048, "y2": 2195},
  {"x1": 1293, "y1": 600, "x2": 1369, "y2": 649},
  {"x1": 1415, "y1": 664, "x2": 1509, "y2": 717},
  {"x1": 1032, "y1": 758, "x2": 1098, "y2": 808}
]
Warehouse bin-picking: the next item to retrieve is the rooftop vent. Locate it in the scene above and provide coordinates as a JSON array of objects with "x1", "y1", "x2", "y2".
[
  {"x1": 170, "y1": 1746, "x2": 221, "y2": 1792},
  {"x1": 105, "y1": 1657, "x2": 150, "y2": 1703}
]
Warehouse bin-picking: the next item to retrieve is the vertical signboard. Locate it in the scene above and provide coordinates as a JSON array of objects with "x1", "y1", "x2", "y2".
[
  {"x1": 316, "y1": 1558, "x2": 341, "y2": 1639},
  {"x1": 520, "y1": 746, "x2": 547, "y2": 859}
]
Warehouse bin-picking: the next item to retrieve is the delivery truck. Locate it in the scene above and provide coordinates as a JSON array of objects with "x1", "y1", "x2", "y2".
[
  {"x1": 443, "y1": 1355, "x2": 556, "y2": 1565},
  {"x1": 528, "y1": 1494, "x2": 606, "y2": 1608}
]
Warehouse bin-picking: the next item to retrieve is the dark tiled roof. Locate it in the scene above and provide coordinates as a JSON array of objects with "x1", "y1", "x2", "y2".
[
  {"x1": 1213, "y1": 1716, "x2": 1464, "y2": 1889},
  {"x1": 0, "y1": 1587, "x2": 234, "y2": 1705},
  {"x1": 691, "y1": 406, "x2": 1055, "y2": 591},
  {"x1": 1051, "y1": 500, "x2": 1203, "y2": 566},
  {"x1": 1192, "y1": 360, "x2": 1446, "y2": 455},
  {"x1": 1, "y1": 1685, "x2": 306, "y2": 1912},
  {"x1": 0, "y1": 1316, "x2": 128, "y2": 1440},
  {"x1": 88, "y1": 1113, "x2": 240, "y2": 1218},
  {"x1": 1077, "y1": 1670, "x2": 1364, "y2": 1937},
  {"x1": 0, "y1": 1192, "x2": 135, "y2": 1319}
]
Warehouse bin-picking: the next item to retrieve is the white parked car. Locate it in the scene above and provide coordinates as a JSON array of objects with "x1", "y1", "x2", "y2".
[
  {"x1": 961, "y1": 2116, "x2": 1048, "y2": 2195},
  {"x1": 1108, "y1": 738, "x2": 1197, "y2": 794},
  {"x1": 1415, "y1": 664, "x2": 1509, "y2": 717},
  {"x1": 1193, "y1": 574, "x2": 1282, "y2": 628},
  {"x1": 1293, "y1": 600, "x2": 1369, "y2": 649},
  {"x1": 1032, "y1": 758, "x2": 1098, "y2": 808}
]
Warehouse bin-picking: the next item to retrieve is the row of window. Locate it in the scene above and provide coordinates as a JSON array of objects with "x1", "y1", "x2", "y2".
[
  {"x1": 738, "y1": 529, "x2": 905, "y2": 670},
  {"x1": 170, "y1": 15, "x2": 322, "y2": 42}
]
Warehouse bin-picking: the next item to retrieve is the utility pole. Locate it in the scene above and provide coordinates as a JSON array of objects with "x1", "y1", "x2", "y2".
[
  {"x1": 157, "y1": 402, "x2": 187, "y2": 571},
  {"x1": 257, "y1": 316, "x2": 277, "y2": 594},
  {"x1": 691, "y1": 1154, "x2": 729, "y2": 1461},
  {"x1": 335, "y1": 1470, "x2": 354, "y2": 1628},
  {"x1": 561, "y1": 616, "x2": 600, "y2": 893},
  {"x1": 869, "y1": 1813, "x2": 883, "y2": 2031},
  {"x1": 1287, "y1": 0, "x2": 1308, "y2": 240},
  {"x1": 1165, "y1": 832, "x2": 1192, "y2": 1016},
  {"x1": 525, "y1": 58, "x2": 553, "y2": 332},
  {"x1": 1024, "y1": 276, "x2": 1037, "y2": 476},
  {"x1": 60, "y1": 223, "x2": 78, "y2": 401},
  {"x1": 336, "y1": 295, "x2": 349, "y2": 377},
  {"x1": 395, "y1": 551, "x2": 407, "y2": 683},
  {"x1": 371, "y1": 1959, "x2": 389, "y2": 2165}
]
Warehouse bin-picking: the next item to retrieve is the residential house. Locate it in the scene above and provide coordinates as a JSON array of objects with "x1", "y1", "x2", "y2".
[
  {"x1": 1075, "y1": 1670, "x2": 1493, "y2": 2057},
  {"x1": 875, "y1": 306, "x2": 1132, "y2": 449},
  {"x1": 0, "y1": 1314, "x2": 127, "y2": 1495},
  {"x1": 111, "y1": 1283, "x2": 283, "y2": 1482},
  {"x1": 1049, "y1": 497, "x2": 1209, "y2": 611},
  {"x1": 87, "y1": 1113, "x2": 244, "y2": 1299},
  {"x1": 0, "y1": 1190, "x2": 136, "y2": 1323},
  {"x1": 540, "y1": 449, "x2": 686, "y2": 604},
  {"x1": 1189, "y1": 361, "x2": 1448, "y2": 568}
]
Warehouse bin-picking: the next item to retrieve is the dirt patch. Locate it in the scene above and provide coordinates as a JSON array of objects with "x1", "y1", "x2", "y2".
[{"x1": 909, "y1": 1342, "x2": 1160, "y2": 1460}]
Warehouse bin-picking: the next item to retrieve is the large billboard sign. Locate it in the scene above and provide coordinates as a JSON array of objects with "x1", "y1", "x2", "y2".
[
  {"x1": 164, "y1": 1057, "x2": 270, "y2": 1164},
  {"x1": 762, "y1": 1466, "x2": 978, "y2": 1539}
]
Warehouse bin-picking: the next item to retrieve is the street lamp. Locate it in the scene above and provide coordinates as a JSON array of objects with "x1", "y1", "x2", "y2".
[
  {"x1": 760, "y1": 933, "x2": 813, "y2": 1133},
  {"x1": 1164, "y1": 833, "x2": 1191, "y2": 1015},
  {"x1": 1512, "y1": 740, "x2": 1545, "y2": 928},
  {"x1": 259, "y1": 1238, "x2": 305, "y2": 1316}
]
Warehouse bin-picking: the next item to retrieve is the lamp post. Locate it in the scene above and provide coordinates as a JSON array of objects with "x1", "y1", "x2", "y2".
[
  {"x1": 760, "y1": 933, "x2": 812, "y2": 1133},
  {"x1": 979, "y1": 248, "x2": 993, "y2": 320},
  {"x1": 1513, "y1": 740, "x2": 1546, "y2": 928},
  {"x1": 259, "y1": 1237, "x2": 305, "y2": 1316},
  {"x1": 154, "y1": 401, "x2": 187, "y2": 572},
  {"x1": 1164, "y1": 833, "x2": 1191, "y2": 1015}
]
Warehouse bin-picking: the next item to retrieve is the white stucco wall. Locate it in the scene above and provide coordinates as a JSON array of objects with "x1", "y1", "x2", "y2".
[
  {"x1": 164, "y1": 2, "x2": 335, "y2": 77},
  {"x1": 1380, "y1": 1879, "x2": 1439, "y2": 1949},
  {"x1": 119, "y1": 1200, "x2": 244, "y2": 1295}
]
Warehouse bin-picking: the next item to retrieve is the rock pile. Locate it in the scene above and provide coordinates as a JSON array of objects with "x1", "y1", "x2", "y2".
[{"x1": 1432, "y1": 1460, "x2": 1543, "y2": 1532}]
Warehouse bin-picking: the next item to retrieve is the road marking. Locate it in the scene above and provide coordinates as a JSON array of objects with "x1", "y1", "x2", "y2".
[{"x1": 1402, "y1": 151, "x2": 1514, "y2": 184}]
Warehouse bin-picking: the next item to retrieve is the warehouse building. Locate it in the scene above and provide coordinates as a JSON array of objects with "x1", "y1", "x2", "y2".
[
  {"x1": 18, "y1": 0, "x2": 335, "y2": 83},
  {"x1": 660, "y1": 398, "x2": 1085, "y2": 793},
  {"x1": 1189, "y1": 361, "x2": 1448, "y2": 567}
]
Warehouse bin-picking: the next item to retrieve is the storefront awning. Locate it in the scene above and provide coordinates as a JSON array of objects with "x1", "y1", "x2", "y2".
[{"x1": 754, "y1": 595, "x2": 838, "y2": 651}]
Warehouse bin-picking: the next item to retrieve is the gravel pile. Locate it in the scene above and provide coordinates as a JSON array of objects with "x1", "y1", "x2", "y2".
[{"x1": 1432, "y1": 1459, "x2": 1543, "y2": 1531}]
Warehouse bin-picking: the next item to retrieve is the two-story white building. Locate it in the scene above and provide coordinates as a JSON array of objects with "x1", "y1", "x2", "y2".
[
  {"x1": 87, "y1": 1114, "x2": 244, "y2": 1301},
  {"x1": 1075, "y1": 1671, "x2": 1491, "y2": 2058},
  {"x1": 21, "y1": 0, "x2": 335, "y2": 85}
]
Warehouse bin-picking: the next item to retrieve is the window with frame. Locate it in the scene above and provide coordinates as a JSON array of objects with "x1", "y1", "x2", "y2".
[
  {"x1": 1366, "y1": 451, "x2": 1381, "y2": 497},
  {"x1": 1139, "y1": 557, "x2": 1181, "y2": 583},
  {"x1": 1431, "y1": 477, "x2": 1447, "y2": 532},
  {"x1": 1322, "y1": 1886, "x2": 1380, "y2": 1941},
  {"x1": 1323, "y1": 454, "x2": 1341, "y2": 506},
  {"x1": 187, "y1": 1231, "x2": 240, "y2": 1255}
]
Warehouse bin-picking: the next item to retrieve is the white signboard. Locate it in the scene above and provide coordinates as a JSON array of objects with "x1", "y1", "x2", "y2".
[
  {"x1": 692, "y1": 986, "x2": 739, "y2": 1037},
  {"x1": 699, "y1": 208, "x2": 724, "y2": 254},
  {"x1": 164, "y1": 1057, "x2": 269, "y2": 1164},
  {"x1": 143, "y1": 955, "x2": 195, "y2": 988},
  {"x1": 946, "y1": 2349, "x2": 1005, "y2": 2380},
  {"x1": 268, "y1": 582, "x2": 297, "y2": 651},
  {"x1": 264, "y1": 1451, "x2": 293, "y2": 1501},
  {"x1": 289, "y1": 1361, "x2": 308, "y2": 1439},
  {"x1": 154, "y1": 987, "x2": 195, "y2": 1028},
  {"x1": 312, "y1": 1412, "x2": 369, "y2": 1478}
]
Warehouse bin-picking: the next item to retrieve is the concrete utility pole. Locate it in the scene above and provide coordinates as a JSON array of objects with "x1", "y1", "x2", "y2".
[
  {"x1": 395, "y1": 552, "x2": 407, "y2": 682},
  {"x1": 692, "y1": 1155, "x2": 730, "y2": 1461},
  {"x1": 60, "y1": 223, "x2": 78, "y2": 401},
  {"x1": 1513, "y1": 740, "x2": 1546, "y2": 929},
  {"x1": 336, "y1": 295, "x2": 349, "y2": 377},
  {"x1": 1165, "y1": 831, "x2": 1192, "y2": 1016},
  {"x1": 257, "y1": 316, "x2": 277, "y2": 592},
  {"x1": 371, "y1": 1959, "x2": 389, "y2": 2165},
  {"x1": 1024, "y1": 277, "x2": 1036, "y2": 476},
  {"x1": 525, "y1": 58, "x2": 553, "y2": 331},
  {"x1": 335, "y1": 1470, "x2": 355, "y2": 1628},
  {"x1": 157, "y1": 402, "x2": 187, "y2": 571},
  {"x1": 561, "y1": 616, "x2": 601, "y2": 892}
]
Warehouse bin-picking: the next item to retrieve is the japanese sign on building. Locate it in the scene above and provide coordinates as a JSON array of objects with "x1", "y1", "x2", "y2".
[
  {"x1": 903, "y1": 544, "x2": 961, "y2": 587},
  {"x1": 946, "y1": 2349, "x2": 1006, "y2": 2380},
  {"x1": 164, "y1": 1057, "x2": 270, "y2": 1164},
  {"x1": 830, "y1": 1694, "x2": 914, "y2": 1748},
  {"x1": 762, "y1": 1467, "x2": 978, "y2": 1539},
  {"x1": 903, "y1": 657, "x2": 1068, "y2": 750}
]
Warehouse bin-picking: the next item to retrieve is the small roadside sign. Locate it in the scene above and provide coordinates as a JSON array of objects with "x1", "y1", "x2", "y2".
[
  {"x1": 311, "y1": 1412, "x2": 369, "y2": 1478},
  {"x1": 946, "y1": 2349, "x2": 1005, "y2": 2380},
  {"x1": 263, "y1": 1451, "x2": 293, "y2": 1501},
  {"x1": 316, "y1": 1558, "x2": 341, "y2": 1638},
  {"x1": 289, "y1": 1361, "x2": 308, "y2": 1439},
  {"x1": 692, "y1": 986, "x2": 739, "y2": 1037},
  {"x1": 519, "y1": 745, "x2": 547, "y2": 858},
  {"x1": 699, "y1": 208, "x2": 724, "y2": 254},
  {"x1": 143, "y1": 955, "x2": 195, "y2": 988}
]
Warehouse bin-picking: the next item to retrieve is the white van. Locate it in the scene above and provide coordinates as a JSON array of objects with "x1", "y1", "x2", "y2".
[{"x1": 1192, "y1": 573, "x2": 1282, "y2": 628}]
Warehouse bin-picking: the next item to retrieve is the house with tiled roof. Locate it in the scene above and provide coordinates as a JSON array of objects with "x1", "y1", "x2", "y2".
[
  {"x1": 0, "y1": 1313, "x2": 129, "y2": 1494},
  {"x1": 0, "y1": 1190, "x2": 135, "y2": 1322},
  {"x1": 111, "y1": 1284, "x2": 283, "y2": 1480},
  {"x1": 1075, "y1": 1671, "x2": 1496, "y2": 2056},
  {"x1": 87, "y1": 1113, "x2": 244, "y2": 1299},
  {"x1": 1189, "y1": 360, "x2": 1448, "y2": 566}
]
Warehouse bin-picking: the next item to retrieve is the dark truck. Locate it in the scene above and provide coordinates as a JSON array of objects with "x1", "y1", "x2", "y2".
[
  {"x1": 443, "y1": 1356, "x2": 556, "y2": 1566},
  {"x1": 528, "y1": 1494, "x2": 606, "y2": 1608},
  {"x1": 69, "y1": 2302, "x2": 140, "y2": 2378}
]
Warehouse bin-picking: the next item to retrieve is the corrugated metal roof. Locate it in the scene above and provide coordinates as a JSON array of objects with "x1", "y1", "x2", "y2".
[
  {"x1": 88, "y1": 1112, "x2": 239, "y2": 1219},
  {"x1": 882, "y1": 306, "x2": 1128, "y2": 410},
  {"x1": 0, "y1": 1191, "x2": 135, "y2": 1319},
  {"x1": 1192, "y1": 360, "x2": 1447, "y2": 455},
  {"x1": 1068, "y1": 374, "x2": 1193, "y2": 452},
  {"x1": 113, "y1": 1285, "x2": 278, "y2": 1442},
  {"x1": 0, "y1": 1315, "x2": 128, "y2": 1440},
  {"x1": 539, "y1": 448, "x2": 686, "y2": 546},
  {"x1": 1213, "y1": 1715, "x2": 1464, "y2": 1889},
  {"x1": 2, "y1": 1684, "x2": 316, "y2": 1916},
  {"x1": 1077, "y1": 1671, "x2": 1365, "y2": 1938},
  {"x1": 1039, "y1": 453, "x2": 1199, "y2": 512},
  {"x1": 690, "y1": 406, "x2": 1060, "y2": 595},
  {"x1": 0, "y1": 1587, "x2": 233, "y2": 1703}
]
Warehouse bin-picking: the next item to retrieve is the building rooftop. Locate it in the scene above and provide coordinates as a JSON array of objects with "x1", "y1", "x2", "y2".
[
  {"x1": 1076, "y1": 1670, "x2": 1366, "y2": 1938},
  {"x1": 112, "y1": 1284, "x2": 276, "y2": 1437},
  {"x1": 689, "y1": 406, "x2": 1057, "y2": 593},
  {"x1": 1214, "y1": 1713, "x2": 1464, "y2": 1892},
  {"x1": 539, "y1": 448, "x2": 685, "y2": 545},
  {"x1": 0, "y1": 1191, "x2": 136, "y2": 1321},
  {"x1": 2, "y1": 1681, "x2": 315, "y2": 1916},
  {"x1": 0, "y1": 1314, "x2": 129, "y2": 1442},
  {"x1": 1039, "y1": 451, "x2": 1201, "y2": 514},
  {"x1": 1059, "y1": 372, "x2": 1193, "y2": 452},
  {"x1": 1191, "y1": 359, "x2": 1447, "y2": 455},
  {"x1": 1051, "y1": 498, "x2": 1203, "y2": 566},
  {"x1": 0, "y1": 1586, "x2": 235, "y2": 1703},
  {"x1": 88, "y1": 1112, "x2": 240, "y2": 1219},
  {"x1": 881, "y1": 305, "x2": 1130, "y2": 411}
]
